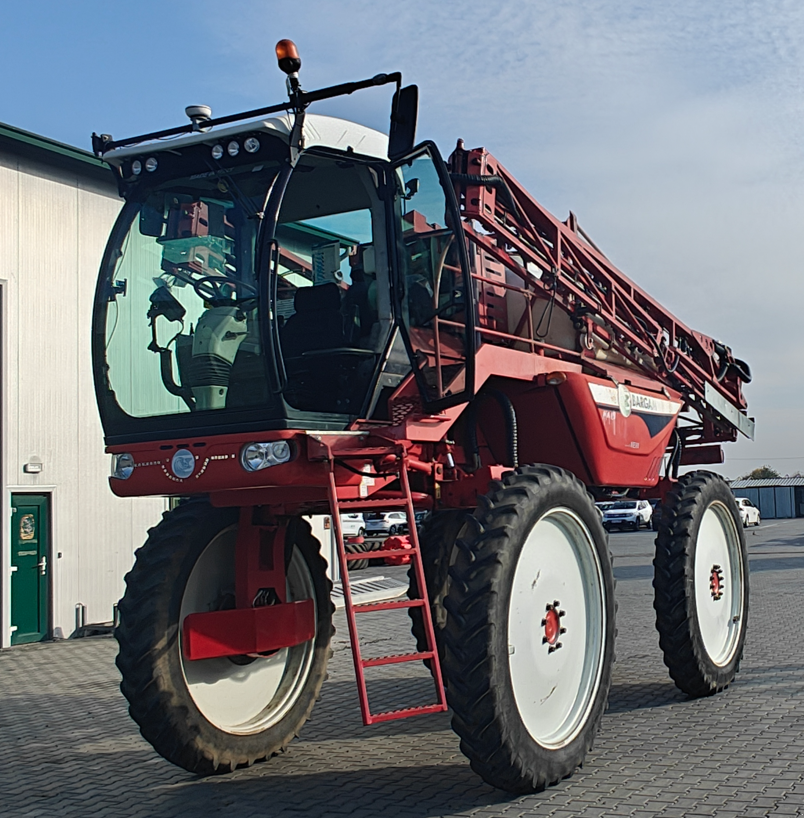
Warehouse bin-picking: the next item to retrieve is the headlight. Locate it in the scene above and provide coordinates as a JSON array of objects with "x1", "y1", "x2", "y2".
[
  {"x1": 240, "y1": 441, "x2": 293, "y2": 472},
  {"x1": 145, "y1": 156, "x2": 158, "y2": 172},
  {"x1": 227, "y1": 140, "x2": 240, "y2": 157},
  {"x1": 244, "y1": 137, "x2": 260, "y2": 153},
  {"x1": 112, "y1": 453, "x2": 135, "y2": 480},
  {"x1": 131, "y1": 159, "x2": 142, "y2": 175},
  {"x1": 211, "y1": 144, "x2": 224, "y2": 160}
]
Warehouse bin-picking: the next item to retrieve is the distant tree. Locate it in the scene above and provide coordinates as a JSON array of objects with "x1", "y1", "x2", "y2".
[{"x1": 742, "y1": 465, "x2": 781, "y2": 480}]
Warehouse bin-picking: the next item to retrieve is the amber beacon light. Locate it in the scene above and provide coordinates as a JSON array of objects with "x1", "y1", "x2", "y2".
[{"x1": 276, "y1": 39, "x2": 301, "y2": 74}]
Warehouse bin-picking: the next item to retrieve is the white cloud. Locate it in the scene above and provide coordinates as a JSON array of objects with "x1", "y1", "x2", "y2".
[{"x1": 203, "y1": 0, "x2": 804, "y2": 474}]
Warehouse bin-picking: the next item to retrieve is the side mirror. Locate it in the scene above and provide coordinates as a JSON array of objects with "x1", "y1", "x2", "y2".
[
  {"x1": 388, "y1": 85, "x2": 418, "y2": 160},
  {"x1": 140, "y1": 194, "x2": 166, "y2": 237}
]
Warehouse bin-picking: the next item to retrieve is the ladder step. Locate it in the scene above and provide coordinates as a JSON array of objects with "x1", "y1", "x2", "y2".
[
  {"x1": 362, "y1": 651, "x2": 433, "y2": 668},
  {"x1": 372, "y1": 547, "x2": 417, "y2": 559},
  {"x1": 354, "y1": 599, "x2": 424, "y2": 613},
  {"x1": 366, "y1": 703, "x2": 448, "y2": 724},
  {"x1": 344, "y1": 551, "x2": 372, "y2": 561},
  {"x1": 337, "y1": 498, "x2": 410, "y2": 509}
]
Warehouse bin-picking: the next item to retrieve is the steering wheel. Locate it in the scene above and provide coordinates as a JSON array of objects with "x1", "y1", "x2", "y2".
[{"x1": 191, "y1": 275, "x2": 258, "y2": 303}]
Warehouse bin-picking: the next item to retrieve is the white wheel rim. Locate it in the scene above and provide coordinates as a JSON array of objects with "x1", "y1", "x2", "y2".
[
  {"x1": 507, "y1": 507, "x2": 607, "y2": 748},
  {"x1": 694, "y1": 503, "x2": 744, "y2": 666},
  {"x1": 179, "y1": 526, "x2": 317, "y2": 734}
]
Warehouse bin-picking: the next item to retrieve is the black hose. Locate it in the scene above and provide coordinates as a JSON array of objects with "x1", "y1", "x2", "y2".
[
  {"x1": 449, "y1": 173, "x2": 523, "y2": 222},
  {"x1": 665, "y1": 430, "x2": 682, "y2": 480},
  {"x1": 732, "y1": 357, "x2": 752, "y2": 384},
  {"x1": 465, "y1": 389, "x2": 518, "y2": 472},
  {"x1": 157, "y1": 348, "x2": 195, "y2": 411}
]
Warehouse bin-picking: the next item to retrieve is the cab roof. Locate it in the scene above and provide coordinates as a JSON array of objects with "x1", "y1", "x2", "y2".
[{"x1": 102, "y1": 113, "x2": 389, "y2": 166}]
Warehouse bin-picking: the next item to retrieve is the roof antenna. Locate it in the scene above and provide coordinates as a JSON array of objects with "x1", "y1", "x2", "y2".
[{"x1": 185, "y1": 105, "x2": 212, "y2": 132}]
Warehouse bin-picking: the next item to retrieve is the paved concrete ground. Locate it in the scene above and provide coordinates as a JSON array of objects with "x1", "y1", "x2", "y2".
[{"x1": 2, "y1": 520, "x2": 804, "y2": 817}]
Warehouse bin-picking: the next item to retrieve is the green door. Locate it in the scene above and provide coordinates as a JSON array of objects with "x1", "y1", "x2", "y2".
[{"x1": 10, "y1": 495, "x2": 50, "y2": 645}]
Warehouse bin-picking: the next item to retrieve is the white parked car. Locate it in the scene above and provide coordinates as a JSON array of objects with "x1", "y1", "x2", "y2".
[
  {"x1": 339, "y1": 513, "x2": 365, "y2": 538},
  {"x1": 734, "y1": 497, "x2": 760, "y2": 527},
  {"x1": 363, "y1": 511, "x2": 408, "y2": 537},
  {"x1": 601, "y1": 500, "x2": 653, "y2": 531}
]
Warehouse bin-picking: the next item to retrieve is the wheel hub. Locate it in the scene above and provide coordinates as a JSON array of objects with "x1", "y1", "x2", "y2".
[
  {"x1": 709, "y1": 564, "x2": 724, "y2": 601},
  {"x1": 541, "y1": 600, "x2": 566, "y2": 653}
]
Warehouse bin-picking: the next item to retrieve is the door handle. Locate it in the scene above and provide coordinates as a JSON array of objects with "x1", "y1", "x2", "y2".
[{"x1": 38, "y1": 556, "x2": 47, "y2": 576}]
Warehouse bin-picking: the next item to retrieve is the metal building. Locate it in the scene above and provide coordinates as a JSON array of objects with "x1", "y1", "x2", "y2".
[
  {"x1": 0, "y1": 122, "x2": 166, "y2": 647},
  {"x1": 729, "y1": 476, "x2": 804, "y2": 520}
]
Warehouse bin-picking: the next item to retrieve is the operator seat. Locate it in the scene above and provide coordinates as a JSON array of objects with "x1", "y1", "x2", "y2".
[{"x1": 281, "y1": 282, "x2": 347, "y2": 357}]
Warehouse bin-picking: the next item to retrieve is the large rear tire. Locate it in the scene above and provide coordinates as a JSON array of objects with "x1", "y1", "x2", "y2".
[
  {"x1": 441, "y1": 465, "x2": 616, "y2": 793},
  {"x1": 407, "y1": 509, "x2": 470, "y2": 672},
  {"x1": 653, "y1": 471, "x2": 749, "y2": 697},
  {"x1": 116, "y1": 501, "x2": 333, "y2": 774}
]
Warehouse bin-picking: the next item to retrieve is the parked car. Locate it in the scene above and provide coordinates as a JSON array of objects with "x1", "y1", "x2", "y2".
[
  {"x1": 734, "y1": 497, "x2": 761, "y2": 527},
  {"x1": 363, "y1": 511, "x2": 408, "y2": 537},
  {"x1": 340, "y1": 513, "x2": 365, "y2": 538},
  {"x1": 602, "y1": 500, "x2": 653, "y2": 531},
  {"x1": 414, "y1": 510, "x2": 429, "y2": 532},
  {"x1": 595, "y1": 501, "x2": 616, "y2": 520},
  {"x1": 650, "y1": 500, "x2": 662, "y2": 531}
]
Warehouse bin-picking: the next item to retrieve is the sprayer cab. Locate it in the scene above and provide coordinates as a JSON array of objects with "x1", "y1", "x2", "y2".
[{"x1": 92, "y1": 46, "x2": 474, "y2": 447}]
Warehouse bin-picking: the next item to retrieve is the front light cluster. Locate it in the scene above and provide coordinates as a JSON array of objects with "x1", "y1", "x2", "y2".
[
  {"x1": 210, "y1": 137, "x2": 260, "y2": 161},
  {"x1": 131, "y1": 157, "x2": 158, "y2": 176},
  {"x1": 112, "y1": 453, "x2": 135, "y2": 480},
  {"x1": 240, "y1": 440, "x2": 292, "y2": 472}
]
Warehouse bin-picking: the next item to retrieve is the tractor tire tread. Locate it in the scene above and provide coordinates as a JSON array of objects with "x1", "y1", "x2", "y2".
[
  {"x1": 652, "y1": 470, "x2": 748, "y2": 698},
  {"x1": 439, "y1": 465, "x2": 616, "y2": 794},
  {"x1": 115, "y1": 501, "x2": 333, "y2": 775}
]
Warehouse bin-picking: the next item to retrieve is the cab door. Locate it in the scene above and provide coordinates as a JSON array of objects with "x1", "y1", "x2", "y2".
[{"x1": 392, "y1": 143, "x2": 475, "y2": 410}]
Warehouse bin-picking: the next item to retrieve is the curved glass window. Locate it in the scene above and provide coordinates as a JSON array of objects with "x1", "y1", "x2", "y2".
[
  {"x1": 99, "y1": 160, "x2": 280, "y2": 419},
  {"x1": 274, "y1": 154, "x2": 391, "y2": 415}
]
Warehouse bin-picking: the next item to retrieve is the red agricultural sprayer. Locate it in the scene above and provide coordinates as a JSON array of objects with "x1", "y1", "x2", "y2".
[{"x1": 91, "y1": 40, "x2": 753, "y2": 792}]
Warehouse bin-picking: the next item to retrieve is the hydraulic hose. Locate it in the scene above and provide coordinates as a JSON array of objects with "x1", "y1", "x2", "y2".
[
  {"x1": 449, "y1": 173, "x2": 523, "y2": 222},
  {"x1": 465, "y1": 389, "x2": 519, "y2": 472}
]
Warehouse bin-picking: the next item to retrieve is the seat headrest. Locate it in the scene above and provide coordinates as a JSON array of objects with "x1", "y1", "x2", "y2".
[{"x1": 294, "y1": 282, "x2": 341, "y2": 313}]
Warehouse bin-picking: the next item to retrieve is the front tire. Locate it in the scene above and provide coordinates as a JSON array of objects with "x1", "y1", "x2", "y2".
[
  {"x1": 653, "y1": 472, "x2": 749, "y2": 697},
  {"x1": 407, "y1": 509, "x2": 469, "y2": 673},
  {"x1": 441, "y1": 466, "x2": 616, "y2": 793},
  {"x1": 116, "y1": 501, "x2": 333, "y2": 774}
]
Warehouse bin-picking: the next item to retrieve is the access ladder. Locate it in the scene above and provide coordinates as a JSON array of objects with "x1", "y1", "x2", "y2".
[{"x1": 324, "y1": 446, "x2": 447, "y2": 724}]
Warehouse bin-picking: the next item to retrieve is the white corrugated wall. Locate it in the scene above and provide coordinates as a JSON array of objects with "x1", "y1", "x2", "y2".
[{"x1": 0, "y1": 150, "x2": 167, "y2": 647}]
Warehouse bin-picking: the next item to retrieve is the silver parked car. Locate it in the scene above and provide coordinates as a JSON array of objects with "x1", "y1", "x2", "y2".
[
  {"x1": 339, "y1": 513, "x2": 365, "y2": 538},
  {"x1": 363, "y1": 511, "x2": 408, "y2": 537},
  {"x1": 602, "y1": 500, "x2": 652, "y2": 531}
]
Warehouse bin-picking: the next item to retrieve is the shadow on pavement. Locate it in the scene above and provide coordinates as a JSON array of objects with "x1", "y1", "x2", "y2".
[
  {"x1": 606, "y1": 681, "x2": 686, "y2": 713},
  {"x1": 172, "y1": 761, "x2": 513, "y2": 818}
]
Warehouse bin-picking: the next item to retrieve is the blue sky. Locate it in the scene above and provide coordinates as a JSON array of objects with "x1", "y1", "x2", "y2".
[{"x1": 4, "y1": 1, "x2": 804, "y2": 477}]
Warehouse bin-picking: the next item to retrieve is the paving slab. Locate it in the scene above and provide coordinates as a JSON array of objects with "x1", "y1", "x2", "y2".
[{"x1": 2, "y1": 521, "x2": 804, "y2": 817}]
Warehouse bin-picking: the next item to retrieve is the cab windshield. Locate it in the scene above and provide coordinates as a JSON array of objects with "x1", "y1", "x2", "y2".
[{"x1": 99, "y1": 159, "x2": 281, "y2": 421}]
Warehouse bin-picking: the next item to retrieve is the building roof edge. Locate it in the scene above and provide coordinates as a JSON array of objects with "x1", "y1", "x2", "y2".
[{"x1": 0, "y1": 121, "x2": 109, "y2": 171}]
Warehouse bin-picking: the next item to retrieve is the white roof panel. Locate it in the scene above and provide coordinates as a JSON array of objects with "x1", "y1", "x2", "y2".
[{"x1": 102, "y1": 113, "x2": 389, "y2": 165}]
